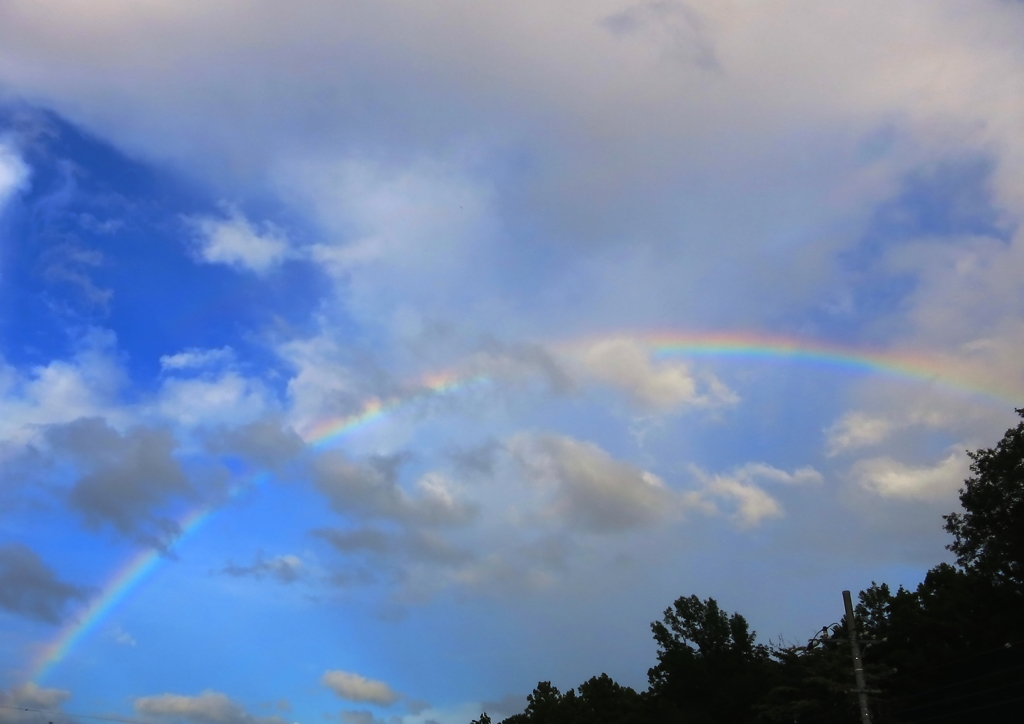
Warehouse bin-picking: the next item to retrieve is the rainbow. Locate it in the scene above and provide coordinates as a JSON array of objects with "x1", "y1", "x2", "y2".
[
  {"x1": 638, "y1": 331, "x2": 1018, "y2": 403},
  {"x1": 303, "y1": 370, "x2": 486, "y2": 450},
  {"x1": 28, "y1": 331, "x2": 1021, "y2": 682},
  {"x1": 29, "y1": 473, "x2": 270, "y2": 683}
]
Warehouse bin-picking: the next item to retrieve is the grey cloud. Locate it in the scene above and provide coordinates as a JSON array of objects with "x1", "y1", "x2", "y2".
[
  {"x1": 205, "y1": 418, "x2": 306, "y2": 470},
  {"x1": 446, "y1": 439, "x2": 503, "y2": 478},
  {"x1": 470, "y1": 339, "x2": 575, "y2": 394},
  {"x1": 0, "y1": 544, "x2": 86, "y2": 624},
  {"x1": 314, "y1": 527, "x2": 393, "y2": 554},
  {"x1": 321, "y1": 671, "x2": 399, "y2": 706},
  {"x1": 220, "y1": 552, "x2": 304, "y2": 584},
  {"x1": 47, "y1": 418, "x2": 191, "y2": 547},
  {"x1": 600, "y1": 1, "x2": 719, "y2": 70},
  {"x1": 481, "y1": 694, "x2": 528, "y2": 719},
  {"x1": 0, "y1": 683, "x2": 72, "y2": 724},
  {"x1": 134, "y1": 690, "x2": 289, "y2": 724},
  {"x1": 312, "y1": 452, "x2": 475, "y2": 527},
  {"x1": 315, "y1": 527, "x2": 472, "y2": 567},
  {"x1": 338, "y1": 712, "x2": 387, "y2": 724},
  {"x1": 509, "y1": 433, "x2": 676, "y2": 533}
]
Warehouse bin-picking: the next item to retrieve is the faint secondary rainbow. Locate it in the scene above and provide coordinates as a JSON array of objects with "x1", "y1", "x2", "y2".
[{"x1": 28, "y1": 331, "x2": 1021, "y2": 682}]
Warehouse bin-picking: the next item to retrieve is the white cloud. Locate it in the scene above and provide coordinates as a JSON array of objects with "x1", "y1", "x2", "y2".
[
  {"x1": 156, "y1": 372, "x2": 270, "y2": 429},
  {"x1": 689, "y1": 462, "x2": 822, "y2": 529},
  {"x1": 852, "y1": 449, "x2": 969, "y2": 501},
  {"x1": 700, "y1": 476, "x2": 783, "y2": 529},
  {"x1": 0, "y1": 140, "x2": 29, "y2": 216},
  {"x1": 0, "y1": 328, "x2": 125, "y2": 448},
  {"x1": 160, "y1": 347, "x2": 236, "y2": 371},
  {"x1": 135, "y1": 690, "x2": 290, "y2": 724},
  {"x1": 321, "y1": 671, "x2": 400, "y2": 706},
  {"x1": 110, "y1": 624, "x2": 137, "y2": 646},
  {"x1": 572, "y1": 338, "x2": 738, "y2": 412},
  {"x1": 826, "y1": 412, "x2": 894, "y2": 455},
  {"x1": 186, "y1": 206, "x2": 291, "y2": 275},
  {"x1": 732, "y1": 462, "x2": 823, "y2": 487},
  {"x1": 825, "y1": 408, "x2": 957, "y2": 456}
]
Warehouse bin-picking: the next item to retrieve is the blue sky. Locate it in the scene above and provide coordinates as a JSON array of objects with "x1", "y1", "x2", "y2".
[{"x1": 2, "y1": 2, "x2": 1024, "y2": 723}]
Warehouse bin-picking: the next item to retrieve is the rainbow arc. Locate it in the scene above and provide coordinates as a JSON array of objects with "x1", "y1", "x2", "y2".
[{"x1": 28, "y1": 331, "x2": 1020, "y2": 682}]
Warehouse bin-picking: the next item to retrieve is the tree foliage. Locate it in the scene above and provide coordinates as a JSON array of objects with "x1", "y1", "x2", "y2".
[
  {"x1": 944, "y1": 409, "x2": 1024, "y2": 588},
  {"x1": 475, "y1": 411, "x2": 1024, "y2": 724}
]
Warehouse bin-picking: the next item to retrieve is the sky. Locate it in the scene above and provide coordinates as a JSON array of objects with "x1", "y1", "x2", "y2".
[{"x1": 1, "y1": 1, "x2": 1024, "y2": 723}]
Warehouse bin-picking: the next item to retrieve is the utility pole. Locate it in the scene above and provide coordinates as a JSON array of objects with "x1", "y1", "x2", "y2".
[{"x1": 843, "y1": 590, "x2": 872, "y2": 724}]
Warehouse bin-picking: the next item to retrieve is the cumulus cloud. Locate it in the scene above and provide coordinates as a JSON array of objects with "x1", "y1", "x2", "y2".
[
  {"x1": 852, "y1": 449, "x2": 969, "y2": 501},
  {"x1": 572, "y1": 338, "x2": 738, "y2": 412},
  {"x1": 134, "y1": 691, "x2": 289, "y2": 724},
  {"x1": 186, "y1": 206, "x2": 291, "y2": 275},
  {"x1": 0, "y1": 329, "x2": 124, "y2": 448},
  {"x1": 156, "y1": 372, "x2": 271, "y2": 429},
  {"x1": 690, "y1": 462, "x2": 822, "y2": 529},
  {"x1": 321, "y1": 671, "x2": 400, "y2": 706},
  {"x1": 312, "y1": 452, "x2": 476, "y2": 527},
  {"x1": 825, "y1": 408, "x2": 956, "y2": 455},
  {"x1": 0, "y1": 682, "x2": 71, "y2": 724},
  {"x1": 220, "y1": 553, "x2": 303, "y2": 584},
  {"x1": 46, "y1": 418, "x2": 191, "y2": 546},
  {"x1": 508, "y1": 433, "x2": 677, "y2": 532},
  {"x1": 0, "y1": 543, "x2": 86, "y2": 623}
]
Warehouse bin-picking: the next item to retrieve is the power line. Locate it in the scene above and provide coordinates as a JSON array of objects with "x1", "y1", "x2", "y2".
[
  {"x1": 883, "y1": 660, "x2": 1024, "y2": 702},
  {"x1": 892, "y1": 678, "x2": 1023, "y2": 716},
  {"x1": 878, "y1": 638, "x2": 1023, "y2": 684},
  {"x1": 905, "y1": 692, "x2": 1024, "y2": 723},
  {"x1": 0, "y1": 703, "x2": 152, "y2": 724}
]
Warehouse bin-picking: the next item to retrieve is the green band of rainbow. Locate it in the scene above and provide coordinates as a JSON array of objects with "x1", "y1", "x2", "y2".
[{"x1": 27, "y1": 331, "x2": 1020, "y2": 682}]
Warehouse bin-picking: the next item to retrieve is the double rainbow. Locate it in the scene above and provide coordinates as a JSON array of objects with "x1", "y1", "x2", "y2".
[{"x1": 27, "y1": 331, "x2": 1020, "y2": 682}]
